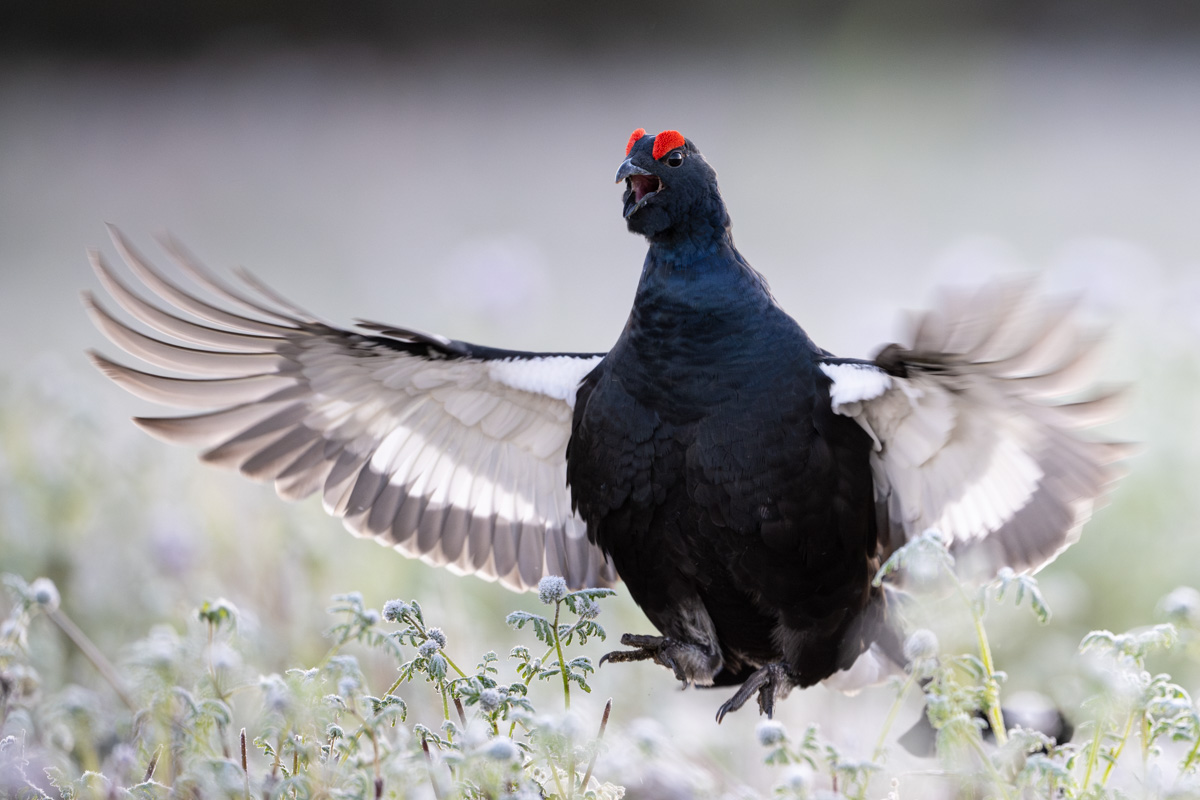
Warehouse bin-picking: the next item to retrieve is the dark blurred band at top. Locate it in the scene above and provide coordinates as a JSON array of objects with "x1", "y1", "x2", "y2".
[{"x1": 4, "y1": 0, "x2": 1200, "y2": 58}]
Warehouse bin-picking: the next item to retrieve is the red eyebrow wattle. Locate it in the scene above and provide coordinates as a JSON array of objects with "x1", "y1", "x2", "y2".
[
  {"x1": 652, "y1": 130, "x2": 685, "y2": 160},
  {"x1": 625, "y1": 128, "x2": 646, "y2": 156}
]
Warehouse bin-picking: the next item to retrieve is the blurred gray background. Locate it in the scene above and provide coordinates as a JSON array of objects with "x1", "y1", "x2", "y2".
[{"x1": 3, "y1": 2, "x2": 1200, "y2": 794}]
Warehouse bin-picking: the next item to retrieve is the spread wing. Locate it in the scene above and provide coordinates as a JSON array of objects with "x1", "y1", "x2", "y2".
[
  {"x1": 820, "y1": 280, "x2": 1129, "y2": 577},
  {"x1": 85, "y1": 227, "x2": 617, "y2": 592}
]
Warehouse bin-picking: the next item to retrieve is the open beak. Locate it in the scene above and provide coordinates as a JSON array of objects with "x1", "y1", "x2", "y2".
[{"x1": 616, "y1": 158, "x2": 663, "y2": 219}]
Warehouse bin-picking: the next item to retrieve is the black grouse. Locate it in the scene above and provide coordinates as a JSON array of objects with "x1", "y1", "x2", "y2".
[{"x1": 86, "y1": 127, "x2": 1124, "y2": 721}]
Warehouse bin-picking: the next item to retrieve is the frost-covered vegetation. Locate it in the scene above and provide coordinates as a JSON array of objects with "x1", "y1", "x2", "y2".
[
  {"x1": 2, "y1": 379, "x2": 1200, "y2": 799},
  {"x1": 3, "y1": 551, "x2": 1200, "y2": 799}
]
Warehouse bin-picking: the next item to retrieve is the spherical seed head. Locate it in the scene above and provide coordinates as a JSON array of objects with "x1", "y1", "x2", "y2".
[
  {"x1": 383, "y1": 599, "x2": 410, "y2": 622},
  {"x1": 780, "y1": 765, "x2": 813, "y2": 793},
  {"x1": 575, "y1": 595, "x2": 600, "y2": 620},
  {"x1": 1160, "y1": 586, "x2": 1200, "y2": 625},
  {"x1": 484, "y1": 737, "x2": 520, "y2": 761},
  {"x1": 259, "y1": 675, "x2": 291, "y2": 709},
  {"x1": 30, "y1": 578, "x2": 59, "y2": 611},
  {"x1": 208, "y1": 642, "x2": 240, "y2": 672},
  {"x1": 538, "y1": 576, "x2": 568, "y2": 605},
  {"x1": 417, "y1": 640, "x2": 439, "y2": 658},
  {"x1": 904, "y1": 629, "x2": 940, "y2": 662},
  {"x1": 479, "y1": 688, "x2": 502, "y2": 713},
  {"x1": 427, "y1": 627, "x2": 447, "y2": 649},
  {"x1": 922, "y1": 527, "x2": 950, "y2": 547},
  {"x1": 755, "y1": 719, "x2": 787, "y2": 747}
]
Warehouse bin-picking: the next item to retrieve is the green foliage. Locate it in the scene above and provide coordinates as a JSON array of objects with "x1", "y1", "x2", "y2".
[
  {"x1": 992, "y1": 567, "x2": 1052, "y2": 625},
  {"x1": 858, "y1": 533, "x2": 1200, "y2": 800},
  {"x1": 1, "y1": 573, "x2": 625, "y2": 799},
  {"x1": 506, "y1": 583, "x2": 616, "y2": 708},
  {"x1": 2, "y1": 532, "x2": 1200, "y2": 798}
]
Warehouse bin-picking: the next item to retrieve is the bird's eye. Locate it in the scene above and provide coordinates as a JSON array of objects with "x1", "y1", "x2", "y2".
[{"x1": 666, "y1": 150, "x2": 685, "y2": 167}]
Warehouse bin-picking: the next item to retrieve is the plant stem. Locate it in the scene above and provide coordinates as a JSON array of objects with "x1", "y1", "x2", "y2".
[
  {"x1": 953, "y1": 580, "x2": 1007, "y2": 747},
  {"x1": 421, "y1": 734, "x2": 445, "y2": 800},
  {"x1": 315, "y1": 640, "x2": 344, "y2": 670},
  {"x1": 1081, "y1": 718, "x2": 1106, "y2": 789},
  {"x1": 453, "y1": 696, "x2": 467, "y2": 729},
  {"x1": 207, "y1": 621, "x2": 230, "y2": 704},
  {"x1": 442, "y1": 653, "x2": 468, "y2": 679},
  {"x1": 45, "y1": 606, "x2": 137, "y2": 712},
  {"x1": 506, "y1": 614, "x2": 590, "y2": 738},
  {"x1": 1183, "y1": 728, "x2": 1200, "y2": 774},
  {"x1": 240, "y1": 728, "x2": 249, "y2": 800},
  {"x1": 579, "y1": 699, "x2": 611, "y2": 792},
  {"x1": 549, "y1": 758, "x2": 569, "y2": 800},
  {"x1": 552, "y1": 601, "x2": 571, "y2": 710},
  {"x1": 370, "y1": 731, "x2": 381, "y2": 795},
  {"x1": 1101, "y1": 709, "x2": 1136, "y2": 786},
  {"x1": 966, "y1": 733, "x2": 1014, "y2": 800},
  {"x1": 873, "y1": 672, "x2": 917, "y2": 763},
  {"x1": 549, "y1": 601, "x2": 576, "y2": 798}
]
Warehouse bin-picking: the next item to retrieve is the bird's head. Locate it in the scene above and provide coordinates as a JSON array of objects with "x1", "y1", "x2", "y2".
[{"x1": 616, "y1": 128, "x2": 730, "y2": 247}]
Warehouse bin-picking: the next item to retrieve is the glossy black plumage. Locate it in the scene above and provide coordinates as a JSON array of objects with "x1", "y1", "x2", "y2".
[
  {"x1": 568, "y1": 243, "x2": 887, "y2": 688},
  {"x1": 571, "y1": 133, "x2": 893, "y2": 703}
]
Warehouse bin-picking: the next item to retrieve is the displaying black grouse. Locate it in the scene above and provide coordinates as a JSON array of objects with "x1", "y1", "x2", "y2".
[{"x1": 86, "y1": 128, "x2": 1124, "y2": 721}]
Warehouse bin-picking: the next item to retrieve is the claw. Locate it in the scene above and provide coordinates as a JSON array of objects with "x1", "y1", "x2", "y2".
[
  {"x1": 599, "y1": 634, "x2": 661, "y2": 667},
  {"x1": 599, "y1": 633, "x2": 688, "y2": 683},
  {"x1": 715, "y1": 663, "x2": 792, "y2": 724}
]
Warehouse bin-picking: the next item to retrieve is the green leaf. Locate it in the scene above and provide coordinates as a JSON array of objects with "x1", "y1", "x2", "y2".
[
  {"x1": 993, "y1": 569, "x2": 1052, "y2": 624},
  {"x1": 427, "y1": 653, "x2": 448, "y2": 681},
  {"x1": 197, "y1": 598, "x2": 237, "y2": 627},
  {"x1": 872, "y1": 529, "x2": 954, "y2": 587},
  {"x1": 506, "y1": 611, "x2": 555, "y2": 646}
]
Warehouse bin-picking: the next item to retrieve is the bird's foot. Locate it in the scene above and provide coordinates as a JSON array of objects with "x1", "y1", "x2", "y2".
[
  {"x1": 715, "y1": 663, "x2": 794, "y2": 723},
  {"x1": 599, "y1": 633, "x2": 695, "y2": 684}
]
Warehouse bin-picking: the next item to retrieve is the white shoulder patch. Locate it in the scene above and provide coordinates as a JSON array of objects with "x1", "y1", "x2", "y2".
[
  {"x1": 487, "y1": 355, "x2": 604, "y2": 407},
  {"x1": 819, "y1": 362, "x2": 893, "y2": 413}
]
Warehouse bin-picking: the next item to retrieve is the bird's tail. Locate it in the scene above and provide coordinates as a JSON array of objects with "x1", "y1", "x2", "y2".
[
  {"x1": 898, "y1": 691, "x2": 1074, "y2": 758},
  {"x1": 821, "y1": 585, "x2": 908, "y2": 695}
]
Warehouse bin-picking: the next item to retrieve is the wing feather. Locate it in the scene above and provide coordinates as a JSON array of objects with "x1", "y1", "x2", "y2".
[
  {"x1": 90, "y1": 250, "x2": 286, "y2": 352},
  {"x1": 108, "y1": 227, "x2": 299, "y2": 336},
  {"x1": 240, "y1": 426, "x2": 324, "y2": 480},
  {"x1": 159, "y1": 234, "x2": 311, "y2": 324},
  {"x1": 84, "y1": 295, "x2": 284, "y2": 377},
  {"x1": 87, "y1": 228, "x2": 615, "y2": 591},
  {"x1": 133, "y1": 402, "x2": 295, "y2": 447},
  {"x1": 823, "y1": 280, "x2": 1126, "y2": 576},
  {"x1": 89, "y1": 353, "x2": 291, "y2": 408}
]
